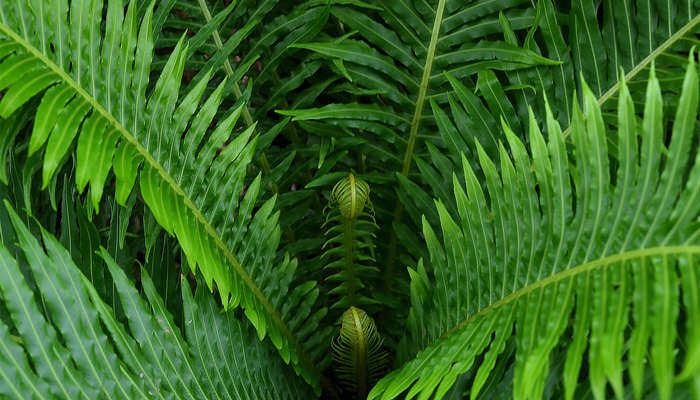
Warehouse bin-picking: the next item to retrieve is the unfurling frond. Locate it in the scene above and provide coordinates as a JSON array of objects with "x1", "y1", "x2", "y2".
[
  {"x1": 331, "y1": 173, "x2": 371, "y2": 220},
  {"x1": 323, "y1": 174, "x2": 379, "y2": 310},
  {"x1": 332, "y1": 307, "x2": 389, "y2": 399}
]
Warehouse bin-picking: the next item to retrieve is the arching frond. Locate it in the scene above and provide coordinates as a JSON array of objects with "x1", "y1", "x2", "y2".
[
  {"x1": 0, "y1": 0, "x2": 329, "y2": 389},
  {"x1": 371, "y1": 54, "x2": 699, "y2": 399},
  {"x1": 0, "y1": 203, "x2": 315, "y2": 400}
]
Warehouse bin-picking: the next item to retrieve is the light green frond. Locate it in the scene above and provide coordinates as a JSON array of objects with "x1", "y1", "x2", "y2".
[
  {"x1": 0, "y1": 0, "x2": 328, "y2": 389},
  {"x1": 332, "y1": 173, "x2": 371, "y2": 220},
  {"x1": 323, "y1": 173, "x2": 380, "y2": 311}
]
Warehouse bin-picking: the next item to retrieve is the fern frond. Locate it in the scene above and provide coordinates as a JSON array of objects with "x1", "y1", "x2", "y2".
[
  {"x1": 371, "y1": 53, "x2": 700, "y2": 399},
  {"x1": 276, "y1": 1, "x2": 560, "y2": 235},
  {"x1": 430, "y1": 2, "x2": 699, "y2": 167},
  {"x1": 332, "y1": 306, "x2": 389, "y2": 399},
  {"x1": 161, "y1": 1, "x2": 340, "y2": 286},
  {"x1": 331, "y1": 172, "x2": 371, "y2": 220},
  {"x1": 158, "y1": 0, "x2": 331, "y2": 119},
  {"x1": 282, "y1": 1, "x2": 559, "y2": 176},
  {"x1": 0, "y1": 202, "x2": 315, "y2": 399},
  {"x1": 280, "y1": 1, "x2": 700, "y2": 293},
  {"x1": 0, "y1": 0, "x2": 329, "y2": 389},
  {"x1": 0, "y1": 102, "x2": 30, "y2": 185},
  {"x1": 323, "y1": 174, "x2": 380, "y2": 310}
]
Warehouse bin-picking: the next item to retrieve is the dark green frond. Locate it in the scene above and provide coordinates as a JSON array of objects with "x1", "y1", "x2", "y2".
[
  {"x1": 0, "y1": 202, "x2": 315, "y2": 399},
  {"x1": 280, "y1": 2, "x2": 699, "y2": 294}
]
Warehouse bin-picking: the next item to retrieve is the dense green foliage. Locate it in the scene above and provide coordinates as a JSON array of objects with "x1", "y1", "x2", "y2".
[{"x1": 0, "y1": 0, "x2": 698, "y2": 399}]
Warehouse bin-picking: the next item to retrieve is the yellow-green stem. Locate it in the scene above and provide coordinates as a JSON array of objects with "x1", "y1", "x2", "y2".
[
  {"x1": 350, "y1": 307, "x2": 369, "y2": 399},
  {"x1": 385, "y1": 0, "x2": 446, "y2": 288}
]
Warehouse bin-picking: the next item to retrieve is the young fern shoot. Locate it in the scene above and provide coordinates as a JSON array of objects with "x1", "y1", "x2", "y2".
[
  {"x1": 323, "y1": 174, "x2": 389, "y2": 396},
  {"x1": 332, "y1": 307, "x2": 389, "y2": 400},
  {"x1": 323, "y1": 174, "x2": 380, "y2": 310}
]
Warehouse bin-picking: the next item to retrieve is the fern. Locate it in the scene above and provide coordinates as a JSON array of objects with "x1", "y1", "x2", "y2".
[
  {"x1": 0, "y1": 1, "x2": 699, "y2": 398},
  {"x1": 402, "y1": 2, "x2": 699, "y2": 260},
  {"x1": 0, "y1": 202, "x2": 315, "y2": 399},
  {"x1": 428, "y1": 2, "x2": 700, "y2": 171},
  {"x1": 322, "y1": 173, "x2": 380, "y2": 310},
  {"x1": 280, "y1": 0, "x2": 700, "y2": 288},
  {"x1": 371, "y1": 54, "x2": 699, "y2": 399},
  {"x1": 0, "y1": 0, "x2": 329, "y2": 390},
  {"x1": 332, "y1": 306, "x2": 389, "y2": 399}
]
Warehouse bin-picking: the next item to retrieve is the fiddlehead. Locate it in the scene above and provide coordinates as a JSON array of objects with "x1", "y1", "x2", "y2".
[
  {"x1": 322, "y1": 173, "x2": 379, "y2": 310},
  {"x1": 332, "y1": 306, "x2": 389, "y2": 400}
]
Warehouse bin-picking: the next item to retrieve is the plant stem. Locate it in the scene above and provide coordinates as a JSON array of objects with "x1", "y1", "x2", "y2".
[
  {"x1": 441, "y1": 245, "x2": 700, "y2": 339},
  {"x1": 399, "y1": 0, "x2": 446, "y2": 176},
  {"x1": 196, "y1": 0, "x2": 254, "y2": 126},
  {"x1": 350, "y1": 307, "x2": 369, "y2": 399},
  {"x1": 344, "y1": 218, "x2": 357, "y2": 305},
  {"x1": 384, "y1": 0, "x2": 447, "y2": 287}
]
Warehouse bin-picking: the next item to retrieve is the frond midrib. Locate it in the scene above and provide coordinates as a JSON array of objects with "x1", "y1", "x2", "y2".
[
  {"x1": 0, "y1": 21, "x2": 321, "y2": 382},
  {"x1": 562, "y1": 14, "x2": 700, "y2": 139},
  {"x1": 400, "y1": 0, "x2": 447, "y2": 176},
  {"x1": 384, "y1": 0, "x2": 448, "y2": 290},
  {"x1": 440, "y1": 245, "x2": 700, "y2": 340}
]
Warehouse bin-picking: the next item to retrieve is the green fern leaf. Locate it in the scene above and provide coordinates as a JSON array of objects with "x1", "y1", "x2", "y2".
[
  {"x1": 0, "y1": 202, "x2": 316, "y2": 399},
  {"x1": 371, "y1": 52, "x2": 699, "y2": 400},
  {"x1": 0, "y1": 0, "x2": 329, "y2": 389}
]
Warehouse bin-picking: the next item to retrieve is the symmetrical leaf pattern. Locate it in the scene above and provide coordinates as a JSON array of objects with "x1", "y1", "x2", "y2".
[{"x1": 0, "y1": 1, "x2": 698, "y2": 398}]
